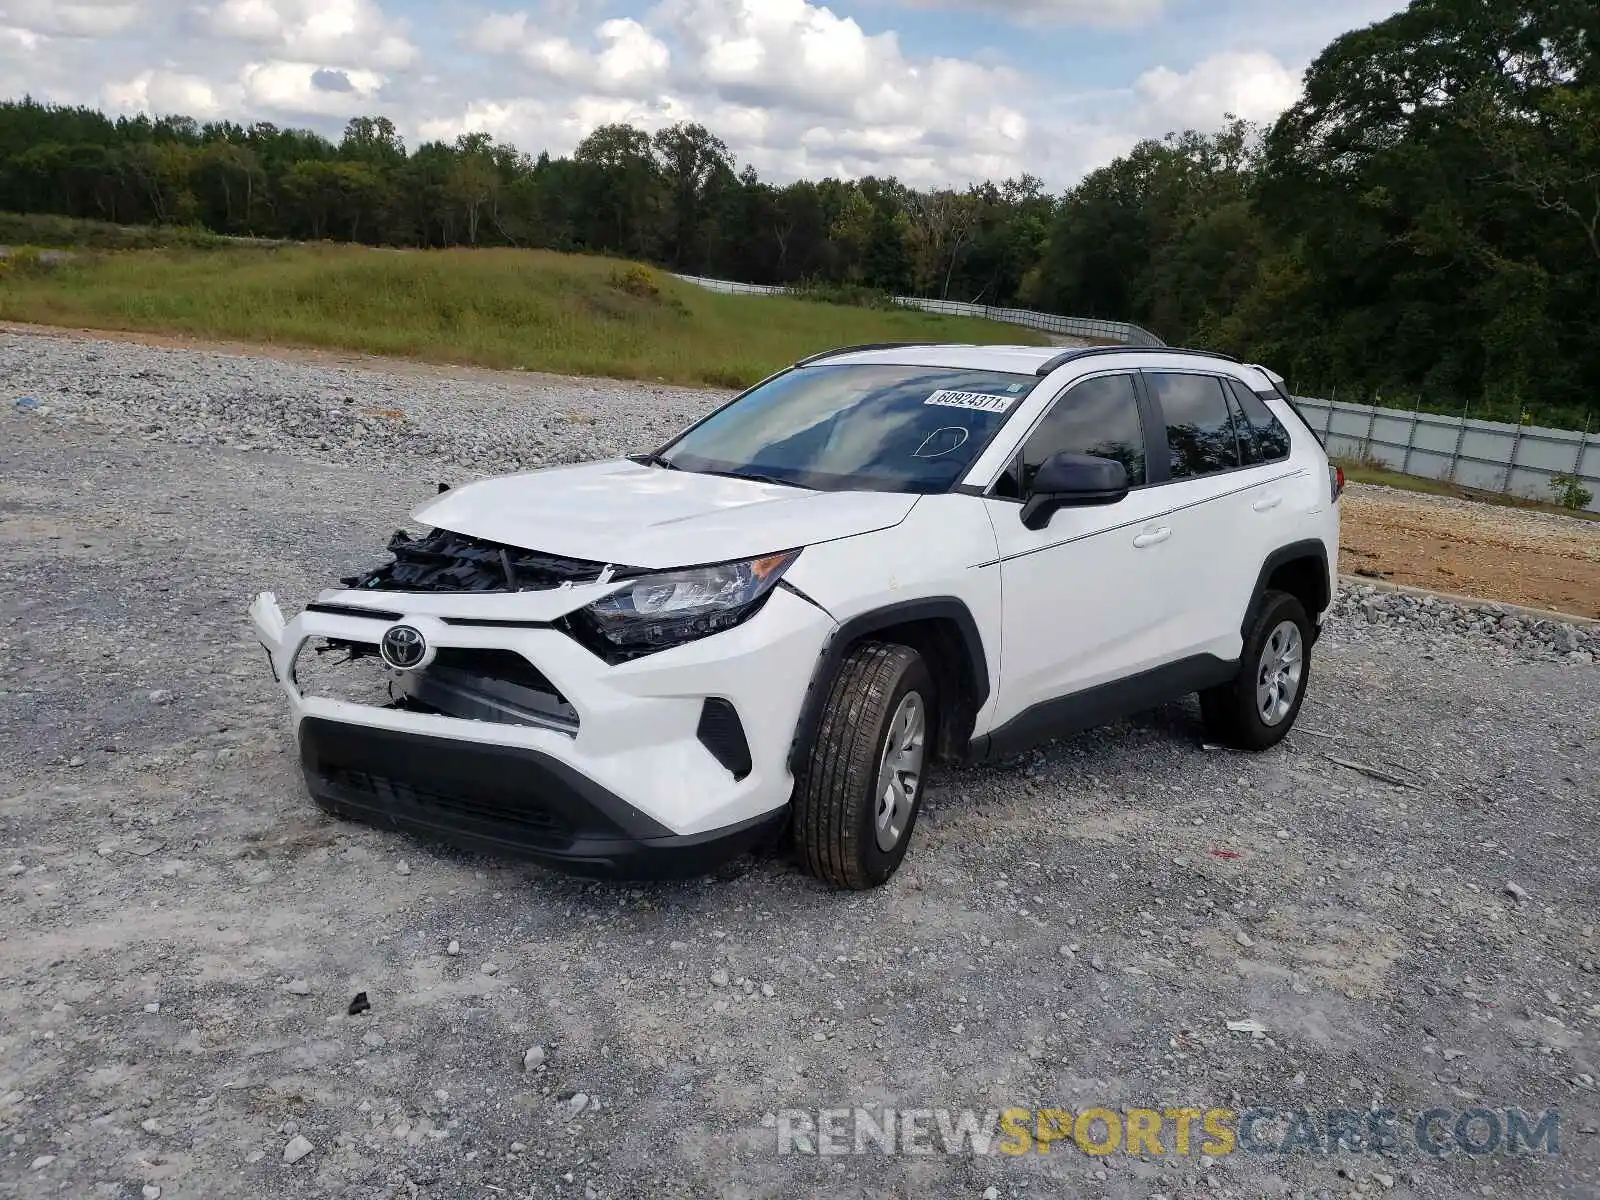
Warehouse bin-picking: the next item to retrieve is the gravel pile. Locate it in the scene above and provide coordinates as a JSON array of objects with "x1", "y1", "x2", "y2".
[
  {"x1": 1353, "y1": 480, "x2": 1600, "y2": 531},
  {"x1": 1330, "y1": 581, "x2": 1598, "y2": 663},
  {"x1": 2, "y1": 332, "x2": 715, "y2": 477}
]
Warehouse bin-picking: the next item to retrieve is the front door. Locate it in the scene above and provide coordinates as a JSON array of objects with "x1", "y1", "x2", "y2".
[{"x1": 983, "y1": 371, "x2": 1177, "y2": 730}]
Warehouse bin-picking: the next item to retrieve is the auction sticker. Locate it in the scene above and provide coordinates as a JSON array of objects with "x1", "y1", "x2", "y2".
[{"x1": 924, "y1": 389, "x2": 1020, "y2": 413}]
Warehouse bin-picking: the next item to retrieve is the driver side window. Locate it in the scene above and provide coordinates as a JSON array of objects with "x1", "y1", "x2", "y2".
[{"x1": 993, "y1": 373, "x2": 1147, "y2": 498}]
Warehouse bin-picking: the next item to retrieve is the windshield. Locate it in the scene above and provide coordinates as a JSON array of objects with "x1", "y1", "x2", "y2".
[{"x1": 658, "y1": 363, "x2": 1041, "y2": 493}]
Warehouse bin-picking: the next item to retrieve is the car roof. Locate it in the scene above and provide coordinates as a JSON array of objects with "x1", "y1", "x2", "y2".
[{"x1": 802, "y1": 342, "x2": 1273, "y2": 386}]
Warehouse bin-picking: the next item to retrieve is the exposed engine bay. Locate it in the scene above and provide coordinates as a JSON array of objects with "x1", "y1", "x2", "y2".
[{"x1": 341, "y1": 526, "x2": 614, "y2": 594}]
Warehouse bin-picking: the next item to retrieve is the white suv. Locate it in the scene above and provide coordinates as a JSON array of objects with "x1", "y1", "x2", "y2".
[{"x1": 251, "y1": 344, "x2": 1341, "y2": 889}]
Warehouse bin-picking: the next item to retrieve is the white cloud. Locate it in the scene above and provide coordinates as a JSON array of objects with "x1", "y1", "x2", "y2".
[
  {"x1": 0, "y1": 24, "x2": 43, "y2": 52},
  {"x1": 104, "y1": 68, "x2": 233, "y2": 116},
  {"x1": 451, "y1": 0, "x2": 1042, "y2": 185},
  {"x1": 1134, "y1": 49, "x2": 1301, "y2": 130},
  {"x1": 666, "y1": 0, "x2": 916, "y2": 117},
  {"x1": 190, "y1": 0, "x2": 417, "y2": 69},
  {"x1": 239, "y1": 59, "x2": 386, "y2": 114},
  {"x1": 575, "y1": 0, "x2": 1035, "y2": 182},
  {"x1": 469, "y1": 13, "x2": 669, "y2": 95},
  {"x1": 894, "y1": 0, "x2": 1163, "y2": 27},
  {"x1": 592, "y1": 18, "x2": 669, "y2": 91},
  {"x1": 0, "y1": 0, "x2": 143, "y2": 37},
  {"x1": 468, "y1": 11, "x2": 530, "y2": 53},
  {"x1": 104, "y1": 58, "x2": 388, "y2": 121}
]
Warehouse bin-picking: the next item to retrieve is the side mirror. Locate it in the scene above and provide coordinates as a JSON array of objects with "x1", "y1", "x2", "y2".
[{"x1": 1020, "y1": 452, "x2": 1130, "y2": 530}]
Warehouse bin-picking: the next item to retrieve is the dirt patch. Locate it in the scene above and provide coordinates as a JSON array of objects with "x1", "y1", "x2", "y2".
[{"x1": 1341, "y1": 485, "x2": 1600, "y2": 618}]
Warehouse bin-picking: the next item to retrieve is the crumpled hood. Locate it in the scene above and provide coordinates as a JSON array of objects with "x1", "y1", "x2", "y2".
[{"x1": 411, "y1": 459, "x2": 919, "y2": 569}]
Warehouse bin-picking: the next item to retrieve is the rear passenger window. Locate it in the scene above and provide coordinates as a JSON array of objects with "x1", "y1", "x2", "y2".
[
  {"x1": 1148, "y1": 373, "x2": 1240, "y2": 479},
  {"x1": 1226, "y1": 379, "x2": 1292, "y2": 463},
  {"x1": 995, "y1": 373, "x2": 1146, "y2": 498}
]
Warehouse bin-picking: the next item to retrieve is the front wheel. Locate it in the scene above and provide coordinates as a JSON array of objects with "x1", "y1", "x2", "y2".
[
  {"x1": 1200, "y1": 590, "x2": 1312, "y2": 751},
  {"x1": 792, "y1": 642, "x2": 933, "y2": 889}
]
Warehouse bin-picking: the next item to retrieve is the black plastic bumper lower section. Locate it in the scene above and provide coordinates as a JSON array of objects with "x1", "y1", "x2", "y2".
[{"x1": 297, "y1": 717, "x2": 785, "y2": 880}]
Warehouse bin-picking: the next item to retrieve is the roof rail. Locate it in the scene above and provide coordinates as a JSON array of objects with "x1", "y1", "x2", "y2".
[
  {"x1": 793, "y1": 342, "x2": 939, "y2": 367},
  {"x1": 1034, "y1": 345, "x2": 1241, "y2": 377}
]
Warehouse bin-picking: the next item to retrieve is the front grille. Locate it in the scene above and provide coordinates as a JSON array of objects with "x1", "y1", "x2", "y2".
[
  {"x1": 322, "y1": 766, "x2": 575, "y2": 843},
  {"x1": 342, "y1": 527, "x2": 610, "y2": 594}
]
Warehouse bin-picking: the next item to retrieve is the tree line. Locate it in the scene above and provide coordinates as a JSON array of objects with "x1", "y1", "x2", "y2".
[{"x1": 0, "y1": 0, "x2": 1594, "y2": 428}]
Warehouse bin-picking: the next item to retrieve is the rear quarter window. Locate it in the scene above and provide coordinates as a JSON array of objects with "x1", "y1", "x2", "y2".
[
  {"x1": 1250, "y1": 378, "x2": 1324, "y2": 450},
  {"x1": 1226, "y1": 379, "x2": 1292, "y2": 463}
]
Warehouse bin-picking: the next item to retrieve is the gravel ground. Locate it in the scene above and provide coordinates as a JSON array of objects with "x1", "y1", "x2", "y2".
[{"x1": 2, "y1": 331, "x2": 1598, "y2": 1200}]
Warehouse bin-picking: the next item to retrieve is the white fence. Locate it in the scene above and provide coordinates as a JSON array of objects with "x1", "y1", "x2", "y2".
[
  {"x1": 670, "y1": 273, "x2": 1166, "y2": 348},
  {"x1": 1294, "y1": 396, "x2": 1599, "y2": 513}
]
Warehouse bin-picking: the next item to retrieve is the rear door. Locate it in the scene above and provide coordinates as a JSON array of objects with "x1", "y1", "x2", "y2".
[
  {"x1": 1223, "y1": 376, "x2": 1307, "y2": 554},
  {"x1": 1143, "y1": 371, "x2": 1299, "y2": 664},
  {"x1": 983, "y1": 371, "x2": 1178, "y2": 728}
]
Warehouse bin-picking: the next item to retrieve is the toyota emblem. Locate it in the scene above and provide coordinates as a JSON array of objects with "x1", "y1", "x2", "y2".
[{"x1": 379, "y1": 624, "x2": 427, "y2": 670}]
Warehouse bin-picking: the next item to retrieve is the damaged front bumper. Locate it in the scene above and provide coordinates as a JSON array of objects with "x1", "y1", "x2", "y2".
[{"x1": 249, "y1": 588, "x2": 830, "y2": 878}]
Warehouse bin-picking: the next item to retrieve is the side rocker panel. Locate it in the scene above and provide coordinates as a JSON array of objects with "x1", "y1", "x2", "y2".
[{"x1": 966, "y1": 653, "x2": 1238, "y2": 763}]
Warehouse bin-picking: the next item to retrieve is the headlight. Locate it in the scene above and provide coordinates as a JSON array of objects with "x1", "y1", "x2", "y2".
[{"x1": 567, "y1": 550, "x2": 801, "y2": 660}]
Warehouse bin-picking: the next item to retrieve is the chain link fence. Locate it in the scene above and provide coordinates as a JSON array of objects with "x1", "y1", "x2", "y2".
[
  {"x1": 670, "y1": 274, "x2": 1166, "y2": 348},
  {"x1": 1294, "y1": 396, "x2": 1598, "y2": 513}
]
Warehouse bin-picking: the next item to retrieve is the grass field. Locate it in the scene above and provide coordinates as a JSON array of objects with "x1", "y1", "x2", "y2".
[{"x1": 0, "y1": 243, "x2": 1048, "y2": 389}]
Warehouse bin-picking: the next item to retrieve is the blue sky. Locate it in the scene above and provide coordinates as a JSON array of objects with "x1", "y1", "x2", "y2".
[{"x1": 0, "y1": 0, "x2": 1410, "y2": 188}]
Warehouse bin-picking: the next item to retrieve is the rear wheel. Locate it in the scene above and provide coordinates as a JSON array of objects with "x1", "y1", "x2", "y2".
[
  {"x1": 792, "y1": 642, "x2": 933, "y2": 889},
  {"x1": 1200, "y1": 590, "x2": 1311, "y2": 751}
]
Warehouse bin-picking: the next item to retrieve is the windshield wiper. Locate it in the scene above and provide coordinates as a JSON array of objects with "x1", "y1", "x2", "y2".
[
  {"x1": 694, "y1": 468, "x2": 813, "y2": 490},
  {"x1": 634, "y1": 452, "x2": 680, "y2": 470}
]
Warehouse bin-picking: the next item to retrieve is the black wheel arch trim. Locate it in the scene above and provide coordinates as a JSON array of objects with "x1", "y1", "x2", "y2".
[
  {"x1": 787, "y1": 597, "x2": 991, "y2": 774},
  {"x1": 1245, "y1": 539, "x2": 1331, "y2": 639}
]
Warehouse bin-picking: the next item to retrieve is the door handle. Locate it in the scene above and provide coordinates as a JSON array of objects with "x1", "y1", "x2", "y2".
[
  {"x1": 1132, "y1": 526, "x2": 1171, "y2": 548},
  {"x1": 1252, "y1": 495, "x2": 1283, "y2": 512}
]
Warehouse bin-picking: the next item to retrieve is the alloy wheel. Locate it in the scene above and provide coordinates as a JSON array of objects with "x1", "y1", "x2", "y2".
[{"x1": 873, "y1": 692, "x2": 926, "y2": 851}]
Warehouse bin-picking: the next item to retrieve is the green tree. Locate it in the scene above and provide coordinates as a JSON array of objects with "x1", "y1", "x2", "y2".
[
  {"x1": 572, "y1": 123, "x2": 660, "y2": 257},
  {"x1": 651, "y1": 122, "x2": 735, "y2": 270}
]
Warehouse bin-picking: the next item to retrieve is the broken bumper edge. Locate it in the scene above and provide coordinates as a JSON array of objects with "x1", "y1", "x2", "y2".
[{"x1": 297, "y1": 716, "x2": 787, "y2": 881}]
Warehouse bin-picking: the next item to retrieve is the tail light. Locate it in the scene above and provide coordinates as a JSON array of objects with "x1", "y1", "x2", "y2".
[{"x1": 1329, "y1": 464, "x2": 1345, "y2": 502}]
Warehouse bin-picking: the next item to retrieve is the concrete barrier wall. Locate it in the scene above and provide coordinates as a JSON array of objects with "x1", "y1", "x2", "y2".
[{"x1": 1295, "y1": 397, "x2": 1598, "y2": 513}]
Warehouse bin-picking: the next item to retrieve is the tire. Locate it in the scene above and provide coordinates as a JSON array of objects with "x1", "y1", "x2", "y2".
[
  {"x1": 1200, "y1": 590, "x2": 1312, "y2": 751},
  {"x1": 792, "y1": 642, "x2": 934, "y2": 889}
]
